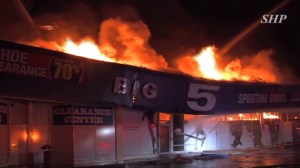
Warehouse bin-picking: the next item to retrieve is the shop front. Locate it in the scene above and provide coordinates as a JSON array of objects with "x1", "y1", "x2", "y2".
[{"x1": 1, "y1": 40, "x2": 300, "y2": 167}]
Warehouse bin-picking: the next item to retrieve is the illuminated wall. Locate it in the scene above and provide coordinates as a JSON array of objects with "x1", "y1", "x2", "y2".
[
  {"x1": 116, "y1": 107, "x2": 158, "y2": 160},
  {"x1": 181, "y1": 112, "x2": 297, "y2": 151}
]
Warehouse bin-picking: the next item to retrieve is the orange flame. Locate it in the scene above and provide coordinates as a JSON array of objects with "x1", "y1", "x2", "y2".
[
  {"x1": 176, "y1": 45, "x2": 279, "y2": 83},
  {"x1": 19, "y1": 18, "x2": 292, "y2": 125},
  {"x1": 26, "y1": 18, "x2": 281, "y2": 84},
  {"x1": 61, "y1": 38, "x2": 115, "y2": 62},
  {"x1": 194, "y1": 46, "x2": 222, "y2": 80}
]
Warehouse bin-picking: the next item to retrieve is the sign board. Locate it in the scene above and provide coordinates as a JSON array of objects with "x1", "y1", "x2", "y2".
[
  {"x1": 53, "y1": 105, "x2": 113, "y2": 125},
  {"x1": 1, "y1": 40, "x2": 300, "y2": 115},
  {"x1": 0, "y1": 41, "x2": 83, "y2": 82}
]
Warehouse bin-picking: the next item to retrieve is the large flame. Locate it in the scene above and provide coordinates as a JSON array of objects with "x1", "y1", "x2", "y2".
[
  {"x1": 61, "y1": 38, "x2": 115, "y2": 62},
  {"x1": 194, "y1": 46, "x2": 222, "y2": 80},
  {"x1": 24, "y1": 18, "x2": 286, "y2": 121},
  {"x1": 29, "y1": 18, "x2": 168, "y2": 71},
  {"x1": 27, "y1": 18, "x2": 281, "y2": 83},
  {"x1": 176, "y1": 45, "x2": 279, "y2": 83}
]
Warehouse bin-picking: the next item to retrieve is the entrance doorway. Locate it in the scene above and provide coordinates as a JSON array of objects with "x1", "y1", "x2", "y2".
[
  {"x1": 8, "y1": 100, "x2": 51, "y2": 166},
  {"x1": 159, "y1": 113, "x2": 171, "y2": 153},
  {"x1": 9, "y1": 101, "x2": 28, "y2": 165}
]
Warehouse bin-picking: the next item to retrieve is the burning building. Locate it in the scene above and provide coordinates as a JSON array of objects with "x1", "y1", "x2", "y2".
[
  {"x1": 0, "y1": 39, "x2": 300, "y2": 167},
  {"x1": 0, "y1": 0, "x2": 300, "y2": 167}
]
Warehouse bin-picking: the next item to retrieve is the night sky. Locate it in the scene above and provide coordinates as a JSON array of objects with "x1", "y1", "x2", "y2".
[{"x1": 3, "y1": 0, "x2": 300, "y2": 77}]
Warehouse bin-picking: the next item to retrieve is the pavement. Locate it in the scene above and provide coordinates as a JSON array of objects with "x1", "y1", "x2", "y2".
[
  {"x1": 92, "y1": 143, "x2": 300, "y2": 168},
  {"x1": 3, "y1": 143, "x2": 300, "y2": 168}
]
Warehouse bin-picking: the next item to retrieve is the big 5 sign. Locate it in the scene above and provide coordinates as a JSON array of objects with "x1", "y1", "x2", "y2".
[{"x1": 186, "y1": 83, "x2": 220, "y2": 112}]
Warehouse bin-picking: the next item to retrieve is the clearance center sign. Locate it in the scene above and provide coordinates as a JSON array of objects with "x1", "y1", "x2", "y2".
[{"x1": 53, "y1": 105, "x2": 113, "y2": 125}]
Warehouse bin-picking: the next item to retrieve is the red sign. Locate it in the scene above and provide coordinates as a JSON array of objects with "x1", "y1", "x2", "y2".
[{"x1": 0, "y1": 47, "x2": 83, "y2": 82}]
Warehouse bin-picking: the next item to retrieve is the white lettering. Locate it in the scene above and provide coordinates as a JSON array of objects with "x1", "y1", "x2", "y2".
[
  {"x1": 64, "y1": 116, "x2": 103, "y2": 124},
  {"x1": 186, "y1": 83, "x2": 220, "y2": 111},
  {"x1": 261, "y1": 14, "x2": 287, "y2": 24},
  {"x1": 0, "y1": 61, "x2": 47, "y2": 78},
  {"x1": 94, "y1": 108, "x2": 112, "y2": 116},
  {"x1": 0, "y1": 49, "x2": 28, "y2": 64},
  {"x1": 142, "y1": 83, "x2": 157, "y2": 98},
  {"x1": 113, "y1": 76, "x2": 158, "y2": 100},
  {"x1": 269, "y1": 94, "x2": 286, "y2": 103},
  {"x1": 261, "y1": 14, "x2": 269, "y2": 23},
  {"x1": 237, "y1": 94, "x2": 268, "y2": 104},
  {"x1": 113, "y1": 77, "x2": 129, "y2": 94},
  {"x1": 54, "y1": 107, "x2": 72, "y2": 115}
]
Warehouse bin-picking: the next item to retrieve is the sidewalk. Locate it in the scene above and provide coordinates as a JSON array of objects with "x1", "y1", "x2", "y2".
[
  {"x1": 84, "y1": 148, "x2": 248, "y2": 168},
  {"x1": 89, "y1": 143, "x2": 299, "y2": 168},
  {"x1": 3, "y1": 143, "x2": 298, "y2": 168}
]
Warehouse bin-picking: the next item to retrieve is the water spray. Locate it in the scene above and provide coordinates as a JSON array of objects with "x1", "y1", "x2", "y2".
[{"x1": 220, "y1": 0, "x2": 292, "y2": 55}]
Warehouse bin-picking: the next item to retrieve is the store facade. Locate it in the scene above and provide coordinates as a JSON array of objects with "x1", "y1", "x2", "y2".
[{"x1": 1, "y1": 40, "x2": 300, "y2": 167}]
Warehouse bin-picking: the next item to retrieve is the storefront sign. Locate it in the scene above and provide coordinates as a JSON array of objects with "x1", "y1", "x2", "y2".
[
  {"x1": 53, "y1": 105, "x2": 113, "y2": 125},
  {"x1": 1, "y1": 40, "x2": 300, "y2": 115},
  {"x1": 0, "y1": 42, "x2": 83, "y2": 82},
  {"x1": 113, "y1": 76, "x2": 157, "y2": 99},
  {"x1": 0, "y1": 102, "x2": 8, "y2": 125}
]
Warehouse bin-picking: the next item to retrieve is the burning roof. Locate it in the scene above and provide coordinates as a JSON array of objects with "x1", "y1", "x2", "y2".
[{"x1": 23, "y1": 17, "x2": 291, "y2": 84}]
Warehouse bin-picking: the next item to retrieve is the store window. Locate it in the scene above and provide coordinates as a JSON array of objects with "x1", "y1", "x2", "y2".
[{"x1": 226, "y1": 113, "x2": 260, "y2": 121}]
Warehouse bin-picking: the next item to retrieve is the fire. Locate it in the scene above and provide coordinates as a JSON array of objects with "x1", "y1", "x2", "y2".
[
  {"x1": 27, "y1": 18, "x2": 280, "y2": 83},
  {"x1": 24, "y1": 18, "x2": 286, "y2": 122},
  {"x1": 176, "y1": 46, "x2": 279, "y2": 83},
  {"x1": 194, "y1": 46, "x2": 222, "y2": 80},
  {"x1": 28, "y1": 18, "x2": 168, "y2": 71},
  {"x1": 263, "y1": 112, "x2": 279, "y2": 119},
  {"x1": 177, "y1": 46, "x2": 253, "y2": 81},
  {"x1": 61, "y1": 38, "x2": 115, "y2": 62}
]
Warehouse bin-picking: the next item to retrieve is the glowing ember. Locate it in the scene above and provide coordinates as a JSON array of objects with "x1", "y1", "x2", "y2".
[
  {"x1": 61, "y1": 38, "x2": 115, "y2": 62},
  {"x1": 263, "y1": 112, "x2": 279, "y2": 119}
]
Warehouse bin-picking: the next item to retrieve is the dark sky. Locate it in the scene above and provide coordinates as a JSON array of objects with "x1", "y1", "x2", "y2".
[{"x1": 9, "y1": 0, "x2": 300, "y2": 77}]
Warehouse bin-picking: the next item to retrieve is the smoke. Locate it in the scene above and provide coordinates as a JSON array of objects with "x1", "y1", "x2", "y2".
[
  {"x1": 238, "y1": 49, "x2": 279, "y2": 82},
  {"x1": 33, "y1": 1, "x2": 99, "y2": 41},
  {"x1": 0, "y1": 0, "x2": 40, "y2": 41},
  {"x1": 100, "y1": 4, "x2": 140, "y2": 21},
  {"x1": 98, "y1": 18, "x2": 168, "y2": 70},
  {"x1": 239, "y1": 50, "x2": 299, "y2": 84}
]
